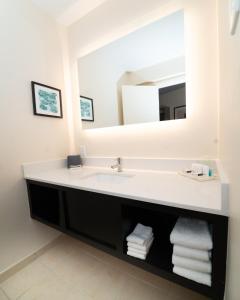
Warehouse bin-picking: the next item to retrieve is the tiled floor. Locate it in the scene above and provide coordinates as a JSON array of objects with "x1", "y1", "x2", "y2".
[{"x1": 0, "y1": 235, "x2": 209, "y2": 300}]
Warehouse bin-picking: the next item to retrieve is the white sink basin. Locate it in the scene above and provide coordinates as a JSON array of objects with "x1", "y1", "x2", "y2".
[{"x1": 81, "y1": 172, "x2": 135, "y2": 184}]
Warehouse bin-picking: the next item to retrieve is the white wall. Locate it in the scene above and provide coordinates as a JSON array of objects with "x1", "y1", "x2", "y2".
[
  {"x1": 0, "y1": 0, "x2": 70, "y2": 272},
  {"x1": 218, "y1": 1, "x2": 240, "y2": 299},
  {"x1": 68, "y1": 0, "x2": 219, "y2": 159}
]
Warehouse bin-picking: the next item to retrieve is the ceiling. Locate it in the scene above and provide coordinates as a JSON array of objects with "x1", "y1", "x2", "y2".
[{"x1": 32, "y1": 0, "x2": 108, "y2": 26}]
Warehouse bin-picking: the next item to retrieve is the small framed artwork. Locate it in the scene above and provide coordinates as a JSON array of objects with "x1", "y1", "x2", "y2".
[
  {"x1": 31, "y1": 81, "x2": 63, "y2": 118},
  {"x1": 174, "y1": 105, "x2": 186, "y2": 120},
  {"x1": 80, "y1": 96, "x2": 94, "y2": 121}
]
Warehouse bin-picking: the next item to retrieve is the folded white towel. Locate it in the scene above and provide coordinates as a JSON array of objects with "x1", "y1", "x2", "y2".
[
  {"x1": 170, "y1": 218, "x2": 213, "y2": 250},
  {"x1": 128, "y1": 237, "x2": 154, "y2": 255},
  {"x1": 173, "y1": 266, "x2": 211, "y2": 287},
  {"x1": 127, "y1": 250, "x2": 146, "y2": 260},
  {"x1": 128, "y1": 236, "x2": 154, "y2": 252},
  {"x1": 172, "y1": 254, "x2": 212, "y2": 274},
  {"x1": 128, "y1": 247, "x2": 146, "y2": 255},
  {"x1": 127, "y1": 223, "x2": 153, "y2": 245},
  {"x1": 173, "y1": 245, "x2": 211, "y2": 262}
]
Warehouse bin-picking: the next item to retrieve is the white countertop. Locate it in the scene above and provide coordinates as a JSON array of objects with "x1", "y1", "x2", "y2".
[{"x1": 23, "y1": 159, "x2": 229, "y2": 216}]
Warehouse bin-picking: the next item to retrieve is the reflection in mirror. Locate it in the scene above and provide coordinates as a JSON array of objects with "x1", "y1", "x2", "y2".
[{"x1": 78, "y1": 10, "x2": 185, "y2": 129}]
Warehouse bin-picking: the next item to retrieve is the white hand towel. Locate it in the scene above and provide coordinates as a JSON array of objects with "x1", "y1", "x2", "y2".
[
  {"x1": 173, "y1": 245, "x2": 211, "y2": 262},
  {"x1": 127, "y1": 223, "x2": 153, "y2": 245},
  {"x1": 172, "y1": 254, "x2": 212, "y2": 274},
  {"x1": 128, "y1": 237, "x2": 154, "y2": 255},
  {"x1": 170, "y1": 218, "x2": 213, "y2": 250},
  {"x1": 127, "y1": 250, "x2": 146, "y2": 260},
  {"x1": 173, "y1": 266, "x2": 211, "y2": 287},
  {"x1": 128, "y1": 237, "x2": 154, "y2": 252},
  {"x1": 128, "y1": 247, "x2": 146, "y2": 255}
]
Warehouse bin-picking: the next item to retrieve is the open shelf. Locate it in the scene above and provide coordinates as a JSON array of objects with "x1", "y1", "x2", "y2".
[
  {"x1": 28, "y1": 183, "x2": 60, "y2": 227},
  {"x1": 122, "y1": 204, "x2": 177, "y2": 272},
  {"x1": 124, "y1": 235, "x2": 173, "y2": 270},
  {"x1": 122, "y1": 249, "x2": 212, "y2": 297},
  {"x1": 121, "y1": 203, "x2": 215, "y2": 298},
  {"x1": 145, "y1": 237, "x2": 173, "y2": 271}
]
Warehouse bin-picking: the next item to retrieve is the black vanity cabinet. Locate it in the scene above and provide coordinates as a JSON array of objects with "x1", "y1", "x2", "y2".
[
  {"x1": 64, "y1": 189, "x2": 121, "y2": 250},
  {"x1": 26, "y1": 179, "x2": 228, "y2": 300}
]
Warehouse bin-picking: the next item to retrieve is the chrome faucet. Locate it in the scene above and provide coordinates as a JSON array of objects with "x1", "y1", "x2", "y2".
[{"x1": 111, "y1": 157, "x2": 122, "y2": 172}]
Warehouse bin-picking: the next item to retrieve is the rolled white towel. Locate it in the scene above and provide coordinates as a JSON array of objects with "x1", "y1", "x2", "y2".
[
  {"x1": 128, "y1": 237, "x2": 154, "y2": 255},
  {"x1": 127, "y1": 223, "x2": 153, "y2": 245},
  {"x1": 128, "y1": 237, "x2": 154, "y2": 252},
  {"x1": 173, "y1": 266, "x2": 211, "y2": 287},
  {"x1": 170, "y1": 218, "x2": 213, "y2": 250},
  {"x1": 173, "y1": 245, "x2": 211, "y2": 262},
  {"x1": 172, "y1": 254, "x2": 212, "y2": 274},
  {"x1": 127, "y1": 250, "x2": 146, "y2": 260}
]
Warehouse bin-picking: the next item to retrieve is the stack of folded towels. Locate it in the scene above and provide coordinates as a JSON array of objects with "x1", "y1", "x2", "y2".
[
  {"x1": 170, "y1": 217, "x2": 213, "y2": 287},
  {"x1": 126, "y1": 223, "x2": 154, "y2": 260}
]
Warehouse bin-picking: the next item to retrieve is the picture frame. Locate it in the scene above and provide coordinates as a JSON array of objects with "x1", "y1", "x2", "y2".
[
  {"x1": 80, "y1": 96, "x2": 94, "y2": 121},
  {"x1": 31, "y1": 81, "x2": 63, "y2": 118},
  {"x1": 174, "y1": 105, "x2": 186, "y2": 120}
]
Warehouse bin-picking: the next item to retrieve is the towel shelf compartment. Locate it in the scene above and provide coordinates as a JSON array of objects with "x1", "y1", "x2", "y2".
[
  {"x1": 26, "y1": 179, "x2": 228, "y2": 300},
  {"x1": 122, "y1": 204, "x2": 176, "y2": 271}
]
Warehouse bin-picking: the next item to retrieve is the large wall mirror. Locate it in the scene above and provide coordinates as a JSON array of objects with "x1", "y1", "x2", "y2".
[{"x1": 78, "y1": 11, "x2": 186, "y2": 129}]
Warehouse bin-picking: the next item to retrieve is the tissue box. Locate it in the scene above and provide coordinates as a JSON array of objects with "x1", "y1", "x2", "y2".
[{"x1": 67, "y1": 155, "x2": 82, "y2": 168}]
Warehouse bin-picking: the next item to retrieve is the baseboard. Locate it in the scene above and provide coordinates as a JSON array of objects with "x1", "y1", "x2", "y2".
[{"x1": 0, "y1": 235, "x2": 63, "y2": 283}]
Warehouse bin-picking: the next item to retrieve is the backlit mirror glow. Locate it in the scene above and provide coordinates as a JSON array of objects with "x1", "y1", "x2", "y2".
[{"x1": 78, "y1": 10, "x2": 186, "y2": 129}]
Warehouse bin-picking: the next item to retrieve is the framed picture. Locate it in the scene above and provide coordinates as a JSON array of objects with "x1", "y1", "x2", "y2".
[
  {"x1": 31, "y1": 81, "x2": 63, "y2": 118},
  {"x1": 80, "y1": 96, "x2": 94, "y2": 121},
  {"x1": 174, "y1": 105, "x2": 186, "y2": 120}
]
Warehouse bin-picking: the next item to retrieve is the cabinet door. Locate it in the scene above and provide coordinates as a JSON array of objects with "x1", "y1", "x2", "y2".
[{"x1": 65, "y1": 189, "x2": 120, "y2": 249}]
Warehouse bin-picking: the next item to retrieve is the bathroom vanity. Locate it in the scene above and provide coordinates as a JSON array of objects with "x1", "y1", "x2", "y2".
[{"x1": 23, "y1": 159, "x2": 228, "y2": 300}]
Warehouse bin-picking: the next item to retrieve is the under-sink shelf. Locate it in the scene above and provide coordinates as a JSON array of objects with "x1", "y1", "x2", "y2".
[
  {"x1": 27, "y1": 183, "x2": 61, "y2": 227},
  {"x1": 123, "y1": 236, "x2": 173, "y2": 272},
  {"x1": 120, "y1": 202, "x2": 225, "y2": 299},
  {"x1": 122, "y1": 238, "x2": 213, "y2": 296},
  {"x1": 122, "y1": 238, "x2": 214, "y2": 300}
]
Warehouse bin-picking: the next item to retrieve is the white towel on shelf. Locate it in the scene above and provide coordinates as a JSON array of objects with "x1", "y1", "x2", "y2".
[
  {"x1": 170, "y1": 218, "x2": 213, "y2": 250},
  {"x1": 128, "y1": 237, "x2": 154, "y2": 255},
  {"x1": 126, "y1": 223, "x2": 153, "y2": 245},
  {"x1": 128, "y1": 247, "x2": 146, "y2": 255},
  {"x1": 173, "y1": 245, "x2": 211, "y2": 262},
  {"x1": 128, "y1": 237, "x2": 154, "y2": 252},
  {"x1": 127, "y1": 250, "x2": 146, "y2": 260},
  {"x1": 173, "y1": 266, "x2": 211, "y2": 287},
  {"x1": 172, "y1": 255, "x2": 212, "y2": 274}
]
